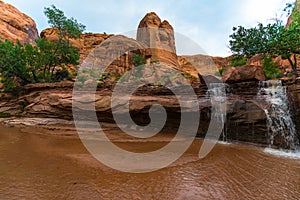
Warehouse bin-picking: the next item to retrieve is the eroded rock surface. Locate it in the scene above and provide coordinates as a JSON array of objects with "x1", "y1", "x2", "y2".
[
  {"x1": 222, "y1": 65, "x2": 266, "y2": 83},
  {"x1": 40, "y1": 28, "x2": 112, "y2": 61},
  {"x1": 0, "y1": 0, "x2": 38, "y2": 44},
  {"x1": 137, "y1": 12, "x2": 179, "y2": 69}
]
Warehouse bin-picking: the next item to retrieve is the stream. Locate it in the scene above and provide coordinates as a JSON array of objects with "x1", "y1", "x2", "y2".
[{"x1": 0, "y1": 126, "x2": 299, "y2": 199}]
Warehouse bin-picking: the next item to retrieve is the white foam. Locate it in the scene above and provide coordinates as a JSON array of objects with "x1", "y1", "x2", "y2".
[
  {"x1": 263, "y1": 148, "x2": 300, "y2": 159},
  {"x1": 217, "y1": 141, "x2": 231, "y2": 145}
]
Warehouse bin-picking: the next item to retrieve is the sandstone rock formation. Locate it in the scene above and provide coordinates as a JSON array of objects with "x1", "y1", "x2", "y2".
[
  {"x1": 2, "y1": 5, "x2": 299, "y2": 149},
  {"x1": 247, "y1": 54, "x2": 292, "y2": 69},
  {"x1": 179, "y1": 55, "x2": 230, "y2": 76},
  {"x1": 79, "y1": 35, "x2": 150, "y2": 81},
  {"x1": 0, "y1": 0, "x2": 38, "y2": 44},
  {"x1": 40, "y1": 28, "x2": 112, "y2": 61},
  {"x1": 177, "y1": 56, "x2": 201, "y2": 79},
  {"x1": 2, "y1": 80, "x2": 300, "y2": 148},
  {"x1": 222, "y1": 65, "x2": 266, "y2": 83},
  {"x1": 40, "y1": 13, "x2": 213, "y2": 84},
  {"x1": 137, "y1": 12, "x2": 180, "y2": 69},
  {"x1": 41, "y1": 29, "x2": 150, "y2": 81},
  {"x1": 247, "y1": 55, "x2": 297, "y2": 75}
]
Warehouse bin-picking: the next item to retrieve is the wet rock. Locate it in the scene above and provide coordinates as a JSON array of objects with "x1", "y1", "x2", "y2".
[{"x1": 3, "y1": 118, "x2": 74, "y2": 126}]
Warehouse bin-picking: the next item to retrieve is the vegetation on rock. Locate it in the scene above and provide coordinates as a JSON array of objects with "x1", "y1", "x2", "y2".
[
  {"x1": 44, "y1": 5, "x2": 86, "y2": 43},
  {"x1": 133, "y1": 54, "x2": 146, "y2": 67},
  {"x1": 215, "y1": 67, "x2": 227, "y2": 76},
  {"x1": 262, "y1": 57, "x2": 283, "y2": 79},
  {"x1": 229, "y1": 56, "x2": 248, "y2": 67},
  {"x1": 229, "y1": 2, "x2": 300, "y2": 77},
  {"x1": 0, "y1": 5, "x2": 85, "y2": 92}
]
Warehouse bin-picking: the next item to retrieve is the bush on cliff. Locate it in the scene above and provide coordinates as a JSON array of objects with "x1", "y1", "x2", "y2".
[
  {"x1": 262, "y1": 57, "x2": 283, "y2": 79},
  {"x1": 215, "y1": 68, "x2": 226, "y2": 76},
  {"x1": 230, "y1": 56, "x2": 248, "y2": 67}
]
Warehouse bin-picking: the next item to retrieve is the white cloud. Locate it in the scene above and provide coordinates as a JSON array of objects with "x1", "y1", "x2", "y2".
[
  {"x1": 238, "y1": 0, "x2": 290, "y2": 26},
  {"x1": 2, "y1": 0, "x2": 292, "y2": 56}
]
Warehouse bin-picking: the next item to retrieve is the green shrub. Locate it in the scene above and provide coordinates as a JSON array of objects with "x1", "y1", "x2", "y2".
[
  {"x1": 133, "y1": 54, "x2": 146, "y2": 67},
  {"x1": 230, "y1": 56, "x2": 248, "y2": 67},
  {"x1": 287, "y1": 73, "x2": 294, "y2": 77},
  {"x1": 0, "y1": 113, "x2": 11, "y2": 118},
  {"x1": 183, "y1": 73, "x2": 196, "y2": 81},
  {"x1": 262, "y1": 57, "x2": 283, "y2": 79},
  {"x1": 74, "y1": 82, "x2": 83, "y2": 87},
  {"x1": 151, "y1": 60, "x2": 159, "y2": 64},
  {"x1": 215, "y1": 68, "x2": 227, "y2": 76},
  {"x1": 77, "y1": 74, "x2": 89, "y2": 83},
  {"x1": 99, "y1": 72, "x2": 110, "y2": 81}
]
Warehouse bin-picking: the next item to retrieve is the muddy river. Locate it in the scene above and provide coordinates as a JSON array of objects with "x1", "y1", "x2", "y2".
[{"x1": 0, "y1": 126, "x2": 299, "y2": 199}]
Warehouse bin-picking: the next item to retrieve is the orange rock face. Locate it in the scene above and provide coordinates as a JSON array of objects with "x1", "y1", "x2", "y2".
[
  {"x1": 137, "y1": 12, "x2": 180, "y2": 69},
  {"x1": 40, "y1": 28, "x2": 112, "y2": 61},
  {"x1": 247, "y1": 55, "x2": 295, "y2": 74},
  {"x1": 0, "y1": 0, "x2": 38, "y2": 44},
  {"x1": 178, "y1": 55, "x2": 230, "y2": 78},
  {"x1": 222, "y1": 65, "x2": 266, "y2": 83}
]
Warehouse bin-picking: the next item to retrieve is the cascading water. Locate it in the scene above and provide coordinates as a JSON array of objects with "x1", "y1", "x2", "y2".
[
  {"x1": 206, "y1": 83, "x2": 227, "y2": 141},
  {"x1": 257, "y1": 80, "x2": 299, "y2": 150}
]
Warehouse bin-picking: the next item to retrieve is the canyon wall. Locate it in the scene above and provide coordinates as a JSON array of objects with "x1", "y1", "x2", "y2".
[{"x1": 0, "y1": 0, "x2": 38, "y2": 44}]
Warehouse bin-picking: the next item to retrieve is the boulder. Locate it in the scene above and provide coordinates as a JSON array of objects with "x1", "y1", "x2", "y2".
[
  {"x1": 0, "y1": 1, "x2": 38, "y2": 44},
  {"x1": 246, "y1": 55, "x2": 264, "y2": 66},
  {"x1": 222, "y1": 65, "x2": 266, "y2": 83}
]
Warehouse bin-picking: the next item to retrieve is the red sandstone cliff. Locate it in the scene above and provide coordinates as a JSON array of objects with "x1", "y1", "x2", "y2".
[{"x1": 0, "y1": 0, "x2": 38, "y2": 44}]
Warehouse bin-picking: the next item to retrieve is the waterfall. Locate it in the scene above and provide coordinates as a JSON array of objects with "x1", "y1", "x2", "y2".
[
  {"x1": 206, "y1": 83, "x2": 227, "y2": 141},
  {"x1": 257, "y1": 80, "x2": 299, "y2": 149}
]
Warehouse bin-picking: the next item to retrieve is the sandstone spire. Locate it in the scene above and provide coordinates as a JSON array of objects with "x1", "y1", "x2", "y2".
[{"x1": 136, "y1": 12, "x2": 180, "y2": 69}]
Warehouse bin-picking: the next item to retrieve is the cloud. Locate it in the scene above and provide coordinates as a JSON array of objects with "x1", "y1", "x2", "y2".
[
  {"x1": 237, "y1": 0, "x2": 293, "y2": 26},
  {"x1": 2, "y1": 0, "x2": 290, "y2": 56}
]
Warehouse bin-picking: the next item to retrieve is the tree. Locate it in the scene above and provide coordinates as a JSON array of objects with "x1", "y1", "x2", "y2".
[
  {"x1": 229, "y1": 3, "x2": 300, "y2": 76},
  {"x1": 44, "y1": 5, "x2": 86, "y2": 41},
  {"x1": 0, "y1": 5, "x2": 86, "y2": 92},
  {"x1": 41, "y1": 5, "x2": 86, "y2": 80},
  {"x1": 0, "y1": 40, "x2": 31, "y2": 91}
]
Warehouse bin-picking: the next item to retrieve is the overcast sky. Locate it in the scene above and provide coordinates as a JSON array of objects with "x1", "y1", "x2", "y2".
[{"x1": 3, "y1": 0, "x2": 294, "y2": 56}]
